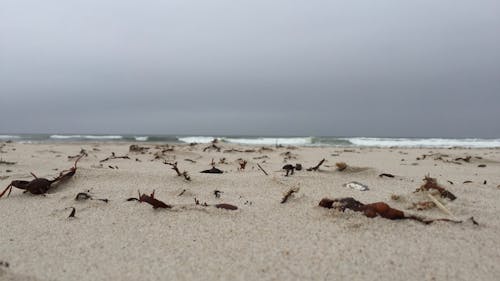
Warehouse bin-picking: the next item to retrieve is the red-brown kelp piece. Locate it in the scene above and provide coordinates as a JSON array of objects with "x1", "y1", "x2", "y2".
[
  {"x1": 417, "y1": 176, "x2": 457, "y2": 201},
  {"x1": 0, "y1": 154, "x2": 84, "y2": 198},
  {"x1": 318, "y1": 197, "x2": 461, "y2": 224},
  {"x1": 137, "y1": 190, "x2": 172, "y2": 209}
]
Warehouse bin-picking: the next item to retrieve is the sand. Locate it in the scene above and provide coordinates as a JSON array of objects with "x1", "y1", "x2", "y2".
[{"x1": 0, "y1": 141, "x2": 499, "y2": 281}]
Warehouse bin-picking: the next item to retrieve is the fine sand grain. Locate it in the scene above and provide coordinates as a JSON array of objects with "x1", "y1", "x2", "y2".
[{"x1": 1, "y1": 142, "x2": 499, "y2": 281}]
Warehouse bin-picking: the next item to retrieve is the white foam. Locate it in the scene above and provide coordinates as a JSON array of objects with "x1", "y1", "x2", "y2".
[
  {"x1": 134, "y1": 136, "x2": 149, "y2": 141},
  {"x1": 223, "y1": 137, "x2": 313, "y2": 146},
  {"x1": 344, "y1": 137, "x2": 500, "y2": 148},
  {"x1": 178, "y1": 136, "x2": 217, "y2": 144},
  {"x1": 0, "y1": 135, "x2": 20, "y2": 139},
  {"x1": 50, "y1": 135, "x2": 123, "y2": 140}
]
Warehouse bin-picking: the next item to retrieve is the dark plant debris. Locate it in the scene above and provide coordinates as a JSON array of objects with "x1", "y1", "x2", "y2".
[
  {"x1": 256, "y1": 163, "x2": 269, "y2": 176},
  {"x1": 319, "y1": 197, "x2": 461, "y2": 224},
  {"x1": 379, "y1": 173, "x2": 395, "y2": 178},
  {"x1": 0, "y1": 154, "x2": 84, "y2": 198},
  {"x1": 281, "y1": 187, "x2": 299, "y2": 204},
  {"x1": 416, "y1": 176, "x2": 457, "y2": 201},
  {"x1": 68, "y1": 207, "x2": 76, "y2": 218},
  {"x1": 306, "y1": 159, "x2": 325, "y2": 171},
  {"x1": 100, "y1": 152, "x2": 130, "y2": 163}
]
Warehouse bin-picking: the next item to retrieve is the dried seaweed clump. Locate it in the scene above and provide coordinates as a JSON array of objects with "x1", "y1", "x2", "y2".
[
  {"x1": 417, "y1": 176, "x2": 457, "y2": 201},
  {"x1": 335, "y1": 162, "x2": 348, "y2": 171},
  {"x1": 318, "y1": 197, "x2": 461, "y2": 224}
]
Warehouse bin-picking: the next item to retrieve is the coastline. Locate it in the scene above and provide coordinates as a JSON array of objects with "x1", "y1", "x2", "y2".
[{"x1": 1, "y1": 141, "x2": 499, "y2": 280}]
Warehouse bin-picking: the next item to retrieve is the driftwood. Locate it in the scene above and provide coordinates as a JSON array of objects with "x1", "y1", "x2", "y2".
[
  {"x1": 164, "y1": 161, "x2": 191, "y2": 181},
  {"x1": 319, "y1": 197, "x2": 461, "y2": 224},
  {"x1": 256, "y1": 163, "x2": 269, "y2": 176},
  {"x1": 100, "y1": 152, "x2": 130, "y2": 163},
  {"x1": 306, "y1": 159, "x2": 325, "y2": 171},
  {"x1": 281, "y1": 188, "x2": 299, "y2": 204}
]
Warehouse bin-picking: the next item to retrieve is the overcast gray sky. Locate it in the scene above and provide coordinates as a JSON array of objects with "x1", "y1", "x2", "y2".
[{"x1": 1, "y1": 0, "x2": 499, "y2": 137}]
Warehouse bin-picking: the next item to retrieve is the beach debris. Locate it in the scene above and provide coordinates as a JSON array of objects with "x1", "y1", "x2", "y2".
[
  {"x1": 0, "y1": 159, "x2": 16, "y2": 165},
  {"x1": 164, "y1": 161, "x2": 191, "y2": 181},
  {"x1": 74, "y1": 192, "x2": 109, "y2": 203},
  {"x1": 215, "y1": 203, "x2": 238, "y2": 210},
  {"x1": 203, "y1": 139, "x2": 221, "y2": 152},
  {"x1": 463, "y1": 181, "x2": 473, "y2": 184},
  {"x1": 178, "y1": 189, "x2": 186, "y2": 196},
  {"x1": 318, "y1": 197, "x2": 461, "y2": 224},
  {"x1": 184, "y1": 158, "x2": 197, "y2": 163},
  {"x1": 218, "y1": 158, "x2": 228, "y2": 164},
  {"x1": 195, "y1": 197, "x2": 238, "y2": 210},
  {"x1": 129, "y1": 190, "x2": 172, "y2": 209},
  {"x1": 223, "y1": 148, "x2": 244, "y2": 153},
  {"x1": 68, "y1": 207, "x2": 76, "y2": 218},
  {"x1": 426, "y1": 193, "x2": 454, "y2": 217},
  {"x1": 129, "y1": 144, "x2": 149, "y2": 153},
  {"x1": 469, "y1": 217, "x2": 479, "y2": 225},
  {"x1": 343, "y1": 181, "x2": 369, "y2": 191},
  {"x1": 335, "y1": 162, "x2": 348, "y2": 171},
  {"x1": 478, "y1": 164, "x2": 487, "y2": 168},
  {"x1": 280, "y1": 151, "x2": 297, "y2": 162},
  {"x1": 75, "y1": 192, "x2": 92, "y2": 201},
  {"x1": 68, "y1": 149, "x2": 88, "y2": 159},
  {"x1": 281, "y1": 187, "x2": 299, "y2": 204},
  {"x1": 390, "y1": 194, "x2": 400, "y2": 201},
  {"x1": 0, "y1": 261, "x2": 9, "y2": 268},
  {"x1": 256, "y1": 163, "x2": 269, "y2": 176},
  {"x1": 282, "y1": 164, "x2": 295, "y2": 176},
  {"x1": 0, "y1": 155, "x2": 84, "y2": 198},
  {"x1": 379, "y1": 173, "x2": 395, "y2": 178},
  {"x1": 410, "y1": 201, "x2": 436, "y2": 211},
  {"x1": 100, "y1": 152, "x2": 130, "y2": 163},
  {"x1": 447, "y1": 180, "x2": 454, "y2": 185},
  {"x1": 306, "y1": 159, "x2": 325, "y2": 171},
  {"x1": 483, "y1": 180, "x2": 487, "y2": 185},
  {"x1": 455, "y1": 156, "x2": 471, "y2": 163},
  {"x1": 295, "y1": 163, "x2": 302, "y2": 171},
  {"x1": 0, "y1": 176, "x2": 8, "y2": 180},
  {"x1": 238, "y1": 159, "x2": 248, "y2": 170},
  {"x1": 416, "y1": 176, "x2": 457, "y2": 201},
  {"x1": 201, "y1": 167, "x2": 223, "y2": 174},
  {"x1": 214, "y1": 190, "x2": 223, "y2": 198}
]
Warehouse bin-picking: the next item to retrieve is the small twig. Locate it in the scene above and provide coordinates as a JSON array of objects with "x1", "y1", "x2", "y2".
[
  {"x1": 281, "y1": 187, "x2": 299, "y2": 204},
  {"x1": 257, "y1": 163, "x2": 269, "y2": 176},
  {"x1": 306, "y1": 159, "x2": 325, "y2": 171}
]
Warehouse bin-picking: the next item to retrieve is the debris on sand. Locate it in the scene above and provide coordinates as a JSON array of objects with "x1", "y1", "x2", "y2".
[
  {"x1": 379, "y1": 173, "x2": 395, "y2": 178},
  {"x1": 335, "y1": 162, "x2": 348, "y2": 171},
  {"x1": 416, "y1": 176, "x2": 457, "y2": 201},
  {"x1": 281, "y1": 187, "x2": 299, "y2": 204},
  {"x1": 306, "y1": 159, "x2": 325, "y2": 171},
  {"x1": 318, "y1": 197, "x2": 461, "y2": 224},
  {"x1": 343, "y1": 181, "x2": 369, "y2": 191},
  {"x1": 128, "y1": 190, "x2": 172, "y2": 209},
  {"x1": 201, "y1": 167, "x2": 223, "y2": 174}
]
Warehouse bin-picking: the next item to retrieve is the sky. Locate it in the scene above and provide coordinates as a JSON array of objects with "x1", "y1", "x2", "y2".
[{"x1": 1, "y1": 0, "x2": 499, "y2": 138}]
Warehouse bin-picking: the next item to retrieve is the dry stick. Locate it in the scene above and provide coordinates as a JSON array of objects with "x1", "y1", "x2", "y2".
[
  {"x1": 281, "y1": 188, "x2": 299, "y2": 204},
  {"x1": 257, "y1": 163, "x2": 269, "y2": 176},
  {"x1": 426, "y1": 193, "x2": 456, "y2": 219},
  {"x1": 165, "y1": 162, "x2": 182, "y2": 176},
  {"x1": 306, "y1": 158, "x2": 325, "y2": 171}
]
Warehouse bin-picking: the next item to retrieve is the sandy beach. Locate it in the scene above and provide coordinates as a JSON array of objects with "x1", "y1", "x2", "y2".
[{"x1": 1, "y1": 141, "x2": 499, "y2": 281}]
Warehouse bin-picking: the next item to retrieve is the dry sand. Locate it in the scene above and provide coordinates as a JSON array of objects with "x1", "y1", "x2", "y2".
[{"x1": 0, "y1": 142, "x2": 499, "y2": 281}]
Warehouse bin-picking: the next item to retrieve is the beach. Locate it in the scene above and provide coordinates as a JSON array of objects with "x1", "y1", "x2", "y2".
[{"x1": 1, "y1": 141, "x2": 499, "y2": 281}]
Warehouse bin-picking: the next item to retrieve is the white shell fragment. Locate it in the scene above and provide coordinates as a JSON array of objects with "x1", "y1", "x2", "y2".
[{"x1": 343, "y1": 181, "x2": 369, "y2": 191}]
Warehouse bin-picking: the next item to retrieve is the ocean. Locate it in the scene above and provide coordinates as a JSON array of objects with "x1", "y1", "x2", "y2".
[{"x1": 1, "y1": 134, "x2": 500, "y2": 148}]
